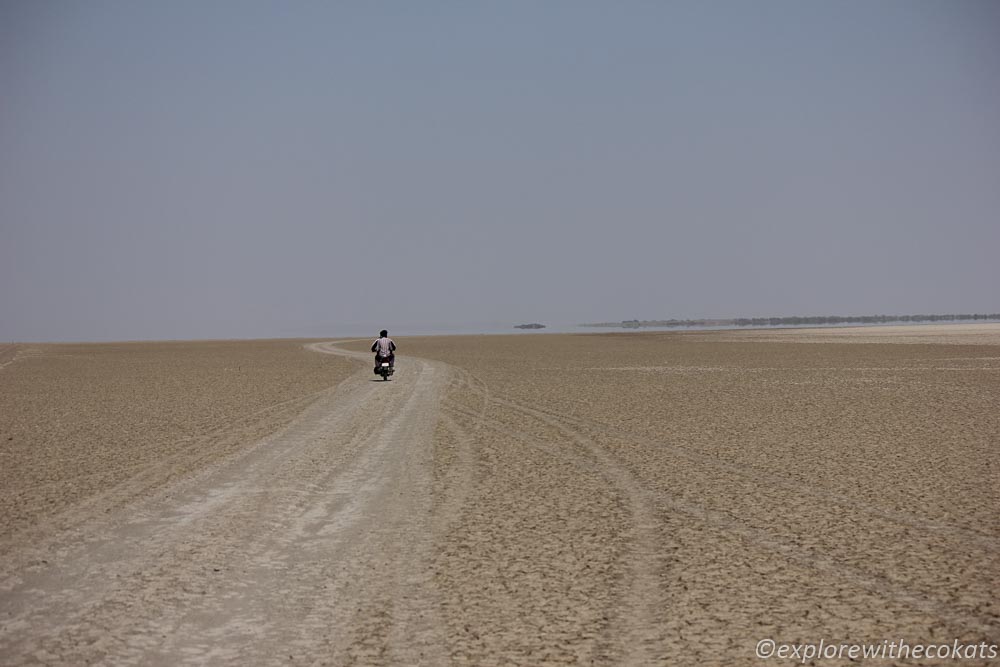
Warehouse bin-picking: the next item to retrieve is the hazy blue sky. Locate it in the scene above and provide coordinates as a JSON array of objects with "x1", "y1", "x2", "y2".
[{"x1": 2, "y1": 1, "x2": 998, "y2": 341}]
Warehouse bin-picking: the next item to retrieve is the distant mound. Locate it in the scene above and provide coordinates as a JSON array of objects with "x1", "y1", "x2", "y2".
[{"x1": 514, "y1": 323, "x2": 546, "y2": 330}]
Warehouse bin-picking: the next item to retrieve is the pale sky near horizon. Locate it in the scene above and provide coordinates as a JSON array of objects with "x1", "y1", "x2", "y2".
[{"x1": 2, "y1": 1, "x2": 999, "y2": 341}]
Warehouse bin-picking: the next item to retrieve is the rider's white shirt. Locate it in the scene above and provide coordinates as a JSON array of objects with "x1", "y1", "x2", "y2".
[{"x1": 374, "y1": 337, "x2": 394, "y2": 357}]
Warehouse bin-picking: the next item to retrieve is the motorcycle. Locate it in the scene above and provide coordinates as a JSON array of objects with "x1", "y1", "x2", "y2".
[{"x1": 375, "y1": 358, "x2": 394, "y2": 381}]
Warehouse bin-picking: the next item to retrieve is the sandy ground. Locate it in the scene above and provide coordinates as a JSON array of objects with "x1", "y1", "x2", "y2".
[
  {"x1": 0, "y1": 340, "x2": 354, "y2": 544},
  {"x1": 1, "y1": 325, "x2": 998, "y2": 665}
]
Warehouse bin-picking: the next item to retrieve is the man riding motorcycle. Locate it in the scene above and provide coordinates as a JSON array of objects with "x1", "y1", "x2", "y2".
[{"x1": 372, "y1": 329, "x2": 396, "y2": 374}]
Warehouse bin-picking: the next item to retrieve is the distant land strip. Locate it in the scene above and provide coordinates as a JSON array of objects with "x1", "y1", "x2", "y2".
[{"x1": 581, "y1": 313, "x2": 1000, "y2": 329}]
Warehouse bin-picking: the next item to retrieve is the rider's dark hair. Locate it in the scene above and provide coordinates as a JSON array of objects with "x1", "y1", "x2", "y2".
[{"x1": 380, "y1": 330, "x2": 388, "y2": 337}]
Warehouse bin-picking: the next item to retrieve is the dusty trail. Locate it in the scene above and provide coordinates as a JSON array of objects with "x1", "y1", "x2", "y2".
[
  {"x1": 7, "y1": 333, "x2": 993, "y2": 664},
  {"x1": 0, "y1": 344, "x2": 16, "y2": 370},
  {"x1": 429, "y1": 366, "x2": 676, "y2": 664},
  {"x1": 0, "y1": 341, "x2": 682, "y2": 664},
  {"x1": 0, "y1": 342, "x2": 453, "y2": 665}
]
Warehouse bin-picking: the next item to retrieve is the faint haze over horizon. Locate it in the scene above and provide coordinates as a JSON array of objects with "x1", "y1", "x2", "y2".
[{"x1": 2, "y1": 1, "x2": 999, "y2": 342}]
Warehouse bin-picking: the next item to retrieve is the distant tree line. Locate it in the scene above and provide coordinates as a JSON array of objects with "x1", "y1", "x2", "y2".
[
  {"x1": 730, "y1": 313, "x2": 1000, "y2": 327},
  {"x1": 583, "y1": 313, "x2": 1000, "y2": 329}
]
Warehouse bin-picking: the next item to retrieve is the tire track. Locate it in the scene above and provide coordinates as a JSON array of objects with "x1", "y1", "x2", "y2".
[
  {"x1": 517, "y1": 400, "x2": 998, "y2": 547},
  {"x1": 0, "y1": 341, "x2": 453, "y2": 665},
  {"x1": 441, "y1": 366, "x2": 673, "y2": 663},
  {"x1": 0, "y1": 383, "x2": 340, "y2": 561},
  {"x1": 448, "y1": 373, "x2": 999, "y2": 643},
  {"x1": 0, "y1": 344, "x2": 17, "y2": 371}
]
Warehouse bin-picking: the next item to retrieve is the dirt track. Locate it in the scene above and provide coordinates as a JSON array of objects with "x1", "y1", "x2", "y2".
[
  {"x1": 0, "y1": 342, "x2": 454, "y2": 664},
  {"x1": 1, "y1": 327, "x2": 998, "y2": 665}
]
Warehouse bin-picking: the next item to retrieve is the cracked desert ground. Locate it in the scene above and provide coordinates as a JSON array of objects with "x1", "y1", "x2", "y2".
[{"x1": 1, "y1": 324, "x2": 998, "y2": 665}]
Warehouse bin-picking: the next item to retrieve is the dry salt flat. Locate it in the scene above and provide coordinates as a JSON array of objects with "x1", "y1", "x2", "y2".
[{"x1": 1, "y1": 325, "x2": 997, "y2": 665}]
